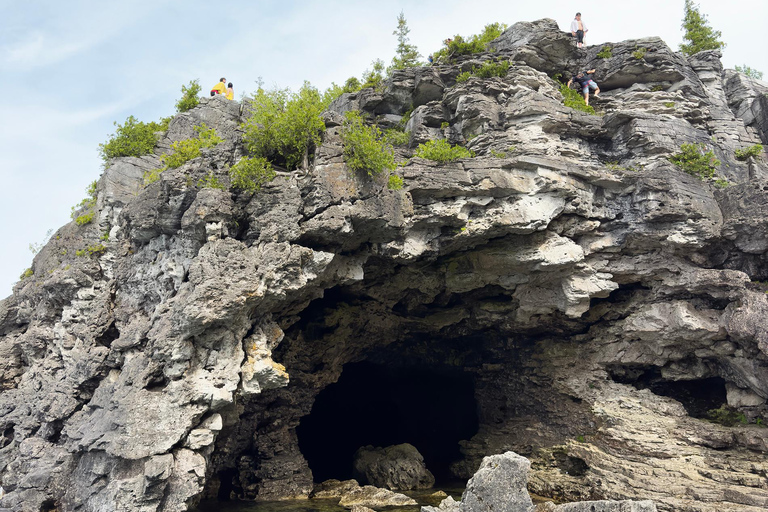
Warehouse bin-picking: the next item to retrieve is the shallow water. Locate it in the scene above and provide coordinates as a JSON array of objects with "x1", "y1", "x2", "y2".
[{"x1": 193, "y1": 486, "x2": 465, "y2": 512}]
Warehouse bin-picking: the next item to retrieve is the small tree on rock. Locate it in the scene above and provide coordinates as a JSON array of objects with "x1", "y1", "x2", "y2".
[
  {"x1": 679, "y1": 0, "x2": 725, "y2": 56},
  {"x1": 389, "y1": 11, "x2": 421, "y2": 72}
]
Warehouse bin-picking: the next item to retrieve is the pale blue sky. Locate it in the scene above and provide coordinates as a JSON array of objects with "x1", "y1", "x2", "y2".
[{"x1": 1, "y1": 0, "x2": 766, "y2": 298}]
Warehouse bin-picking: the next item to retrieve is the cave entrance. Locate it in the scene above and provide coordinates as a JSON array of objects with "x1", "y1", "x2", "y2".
[
  {"x1": 296, "y1": 360, "x2": 478, "y2": 484},
  {"x1": 608, "y1": 365, "x2": 727, "y2": 418}
]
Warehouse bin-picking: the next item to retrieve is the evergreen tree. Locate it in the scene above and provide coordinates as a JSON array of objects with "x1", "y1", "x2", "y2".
[
  {"x1": 679, "y1": 0, "x2": 725, "y2": 56},
  {"x1": 390, "y1": 11, "x2": 421, "y2": 72}
]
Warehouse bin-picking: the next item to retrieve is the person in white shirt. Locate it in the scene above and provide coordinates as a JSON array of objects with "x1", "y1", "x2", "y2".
[{"x1": 570, "y1": 12, "x2": 588, "y2": 48}]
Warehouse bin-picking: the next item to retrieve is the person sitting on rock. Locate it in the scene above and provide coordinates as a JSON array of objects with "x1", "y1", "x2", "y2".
[
  {"x1": 210, "y1": 77, "x2": 227, "y2": 97},
  {"x1": 570, "y1": 12, "x2": 588, "y2": 48},
  {"x1": 567, "y1": 69, "x2": 600, "y2": 106},
  {"x1": 226, "y1": 82, "x2": 234, "y2": 100}
]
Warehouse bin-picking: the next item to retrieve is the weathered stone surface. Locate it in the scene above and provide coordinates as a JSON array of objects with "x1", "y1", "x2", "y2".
[
  {"x1": 2, "y1": 17, "x2": 768, "y2": 512},
  {"x1": 353, "y1": 443, "x2": 435, "y2": 490},
  {"x1": 461, "y1": 452, "x2": 534, "y2": 512},
  {"x1": 338, "y1": 484, "x2": 418, "y2": 509}
]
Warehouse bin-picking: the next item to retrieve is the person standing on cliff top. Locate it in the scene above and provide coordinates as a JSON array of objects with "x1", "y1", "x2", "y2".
[
  {"x1": 567, "y1": 69, "x2": 600, "y2": 105},
  {"x1": 226, "y1": 82, "x2": 234, "y2": 100},
  {"x1": 570, "y1": 12, "x2": 588, "y2": 48},
  {"x1": 210, "y1": 77, "x2": 226, "y2": 97}
]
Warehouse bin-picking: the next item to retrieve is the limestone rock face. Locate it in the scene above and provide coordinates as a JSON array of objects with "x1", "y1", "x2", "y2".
[
  {"x1": 352, "y1": 444, "x2": 435, "y2": 490},
  {"x1": 2, "y1": 18, "x2": 768, "y2": 512}
]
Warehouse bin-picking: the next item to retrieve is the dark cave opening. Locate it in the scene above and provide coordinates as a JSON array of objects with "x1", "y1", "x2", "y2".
[
  {"x1": 608, "y1": 365, "x2": 727, "y2": 418},
  {"x1": 296, "y1": 360, "x2": 479, "y2": 484}
]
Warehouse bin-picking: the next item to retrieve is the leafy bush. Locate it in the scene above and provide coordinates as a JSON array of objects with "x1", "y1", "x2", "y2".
[
  {"x1": 197, "y1": 174, "x2": 226, "y2": 190},
  {"x1": 680, "y1": 0, "x2": 725, "y2": 55},
  {"x1": 632, "y1": 47, "x2": 647, "y2": 60},
  {"x1": 596, "y1": 46, "x2": 613, "y2": 59},
  {"x1": 664, "y1": 101, "x2": 675, "y2": 108},
  {"x1": 559, "y1": 83, "x2": 596, "y2": 115},
  {"x1": 176, "y1": 79, "x2": 201, "y2": 112},
  {"x1": 735, "y1": 65, "x2": 764, "y2": 80},
  {"x1": 388, "y1": 174, "x2": 404, "y2": 190},
  {"x1": 341, "y1": 111, "x2": 396, "y2": 176},
  {"x1": 362, "y1": 59, "x2": 386, "y2": 90},
  {"x1": 433, "y1": 22, "x2": 507, "y2": 62},
  {"x1": 382, "y1": 129, "x2": 410, "y2": 147},
  {"x1": 456, "y1": 71, "x2": 471, "y2": 83},
  {"x1": 76, "y1": 243, "x2": 106, "y2": 258},
  {"x1": 19, "y1": 268, "x2": 33, "y2": 280},
  {"x1": 414, "y1": 139, "x2": 475, "y2": 162},
  {"x1": 99, "y1": 116, "x2": 170, "y2": 162},
  {"x1": 735, "y1": 144, "x2": 764, "y2": 160},
  {"x1": 668, "y1": 143, "x2": 720, "y2": 179},
  {"x1": 651, "y1": 85, "x2": 665, "y2": 91},
  {"x1": 229, "y1": 156, "x2": 276, "y2": 192},
  {"x1": 71, "y1": 180, "x2": 98, "y2": 226},
  {"x1": 473, "y1": 60, "x2": 510, "y2": 79},
  {"x1": 242, "y1": 82, "x2": 329, "y2": 171},
  {"x1": 707, "y1": 405, "x2": 747, "y2": 427},
  {"x1": 161, "y1": 124, "x2": 223, "y2": 169}
]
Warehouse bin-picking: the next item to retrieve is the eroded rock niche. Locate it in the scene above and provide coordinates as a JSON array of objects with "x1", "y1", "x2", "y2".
[{"x1": 297, "y1": 361, "x2": 478, "y2": 483}]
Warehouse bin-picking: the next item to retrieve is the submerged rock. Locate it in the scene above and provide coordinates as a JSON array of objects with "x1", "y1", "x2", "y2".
[
  {"x1": 338, "y1": 484, "x2": 418, "y2": 509},
  {"x1": 353, "y1": 443, "x2": 435, "y2": 490}
]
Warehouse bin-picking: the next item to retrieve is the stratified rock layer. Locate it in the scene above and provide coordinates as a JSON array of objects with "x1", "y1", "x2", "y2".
[{"x1": 2, "y1": 18, "x2": 768, "y2": 512}]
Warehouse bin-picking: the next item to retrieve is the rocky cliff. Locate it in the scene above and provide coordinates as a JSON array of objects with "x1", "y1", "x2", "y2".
[{"x1": 2, "y1": 18, "x2": 768, "y2": 512}]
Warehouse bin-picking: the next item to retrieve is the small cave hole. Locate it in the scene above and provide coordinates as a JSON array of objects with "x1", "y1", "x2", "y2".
[
  {"x1": 553, "y1": 451, "x2": 589, "y2": 477},
  {"x1": 95, "y1": 321, "x2": 120, "y2": 348},
  {"x1": 297, "y1": 361, "x2": 479, "y2": 485},
  {"x1": 608, "y1": 365, "x2": 727, "y2": 418},
  {"x1": 1, "y1": 424, "x2": 15, "y2": 448}
]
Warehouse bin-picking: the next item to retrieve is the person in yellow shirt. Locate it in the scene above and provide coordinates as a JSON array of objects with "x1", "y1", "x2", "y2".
[
  {"x1": 226, "y1": 82, "x2": 234, "y2": 100},
  {"x1": 210, "y1": 78, "x2": 227, "y2": 97}
]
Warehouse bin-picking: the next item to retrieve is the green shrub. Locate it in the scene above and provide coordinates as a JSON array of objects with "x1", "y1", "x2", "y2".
[
  {"x1": 651, "y1": 85, "x2": 665, "y2": 91},
  {"x1": 433, "y1": 22, "x2": 507, "y2": 61},
  {"x1": 596, "y1": 46, "x2": 613, "y2": 59},
  {"x1": 707, "y1": 405, "x2": 747, "y2": 426},
  {"x1": 162, "y1": 124, "x2": 223, "y2": 169},
  {"x1": 197, "y1": 174, "x2": 226, "y2": 190},
  {"x1": 490, "y1": 150, "x2": 509, "y2": 158},
  {"x1": 242, "y1": 82, "x2": 329, "y2": 171},
  {"x1": 735, "y1": 144, "x2": 764, "y2": 160},
  {"x1": 143, "y1": 168, "x2": 162, "y2": 185},
  {"x1": 229, "y1": 156, "x2": 276, "y2": 192},
  {"x1": 664, "y1": 102, "x2": 675, "y2": 108},
  {"x1": 99, "y1": 116, "x2": 170, "y2": 162},
  {"x1": 71, "y1": 180, "x2": 98, "y2": 226},
  {"x1": 414, "y1": 139, "x2": 475, "y2": 162},
  {"x1": 473, "y1": 60, "x2": 510, "y2": 79},
  {"x1": 19, "y1": 268, "x2": 33, "y2": 280},
  {"x1": 362, "y1": 59, "x2": 386, "y2": 90},
  {"x1": 176, "y1": 79, "x2": 201, "y2": 112},
  {"x1": 456, "y1": 71, "x2": 471, "y2": 83},
  {"x1": 632, "y1": 47, "x2": 647, "y2": 60},
  {"x1": 669, "y1": 143, "x2": 720, "y2": 179},
  {"x1": 387, "y1": 174, "x2": 404, "y2": 190},
  {"x1": 382, "y1": 129, "x2": 410, "y2": 146},
  {"x1": 559, "y1": 83, "x2": 596, "y2": 115},
  {"x1": 76, "y1": 243, "x2": 106, "y2": 258},
  {"x1": 341, "y1": 111, "x2": 397, "y2": 176},
  {"x1": 735, "y1": 65, "x2": 764, "y2": 80},
  {"x1": 714, "y1": 178, "x2": 730, "y2": 188}
]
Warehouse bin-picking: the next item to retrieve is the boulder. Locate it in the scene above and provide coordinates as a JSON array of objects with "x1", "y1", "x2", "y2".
[
  {"x1": 311, "y1": 479, "x2": 361, "y2": 499},
  {"x1": 338, "y1": 485, "x2": 418, "y2": 509},
  {"x1": 353, "y1": 443, "x2": 435, "y2": 490},
  {"x1": 460, "y1": 452, "x2": 534, "y2": 512}
]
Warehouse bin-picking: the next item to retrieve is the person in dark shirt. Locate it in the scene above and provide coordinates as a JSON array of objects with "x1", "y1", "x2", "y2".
[{"x1": 567, "y1": 69, "x2": 600, "y2": 105}]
